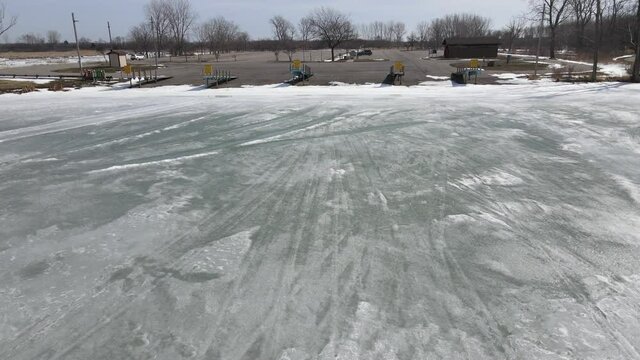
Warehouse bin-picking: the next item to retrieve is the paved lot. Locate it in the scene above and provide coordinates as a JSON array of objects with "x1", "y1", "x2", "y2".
[
  {"x1": 142, "y1": 49, "x2": 462, "y2": 87},
  {"x1": 0, "y1": 48, "x2": 594, "y2": 87}
]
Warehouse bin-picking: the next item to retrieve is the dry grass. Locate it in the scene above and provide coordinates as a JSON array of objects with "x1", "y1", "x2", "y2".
[
  {"x1": 0, "y1": 80, "x2": 35, "y2": 91},
  {"x1": 52, "y1": 64, "x2": 157, "y2": 73},
  {"x1": 0, "y1": 50, "x2": 101, "y2": 59},
  {"x1": 0, "y1": 79, "x2": 86, "y2": 94}
]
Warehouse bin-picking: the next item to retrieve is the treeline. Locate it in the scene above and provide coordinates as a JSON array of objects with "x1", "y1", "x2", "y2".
[
  {"x1": 1, "y1": 0, "x2": 638, "y2": 63},
  {"x1": 498, "y1": 0, "x2": 639, "y2": 58}
]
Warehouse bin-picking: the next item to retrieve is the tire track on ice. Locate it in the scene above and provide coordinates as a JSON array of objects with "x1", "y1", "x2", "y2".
[
  {"x1": 375, "y1": 130, "x2": 514, "y2": 358},
  {"x1": 201, "y1": 146, "x2": 319, "y2": 358},
  {"x1": 1, "y1": 144, "x2": 310, "y2": 360}
]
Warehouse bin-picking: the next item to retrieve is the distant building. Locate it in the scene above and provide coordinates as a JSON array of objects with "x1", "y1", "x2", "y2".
[
  {"x1": 107, "y1": 50, "x2": 128, "y2": 68},
  {"x1": 442, "y1": 38, "x2": 500, "y2": 59}
]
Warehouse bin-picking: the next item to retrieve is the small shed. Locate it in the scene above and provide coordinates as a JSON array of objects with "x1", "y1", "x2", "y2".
[
  {"x1": 107, "y1": 50, "x2": 127, "y2": 68},
  {"x1": 442, "y1": 37, "x2": 500, "y2": 59}
]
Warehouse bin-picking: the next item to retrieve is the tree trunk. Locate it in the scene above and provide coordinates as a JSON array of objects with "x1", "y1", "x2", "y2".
[
  {"x1": 577, "y1": 24, "x2": 585, "y2": 50},
  {"x1": 592, "y1": 0, "x2": 601, "y2": 82},
  {"x1": 633, "y1": 0, "x2": 640, "y2": 82},
  {"x1": 331, "y1": 47, "x2": 335, "y2": 62},
  {"x1": 550, "y1": 28, "x2": 556, "y2": 59}
]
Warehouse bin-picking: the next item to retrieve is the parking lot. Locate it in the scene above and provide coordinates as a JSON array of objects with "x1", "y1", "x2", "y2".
[{"x1": 1, "y1": 48, "x2": 595, "y2": 87}]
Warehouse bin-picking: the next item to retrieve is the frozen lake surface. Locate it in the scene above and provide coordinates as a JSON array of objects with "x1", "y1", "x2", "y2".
[{"x1": 1, "y1": 83, "x2": 640, "y2": 359}]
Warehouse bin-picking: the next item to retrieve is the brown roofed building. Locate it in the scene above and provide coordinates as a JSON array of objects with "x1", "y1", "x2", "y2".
[{"x1": 442, "y1": 37, "x2": 501, "y2": 59}]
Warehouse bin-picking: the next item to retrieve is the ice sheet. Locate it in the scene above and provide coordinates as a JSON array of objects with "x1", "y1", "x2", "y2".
[{"x1": 1, "y1": 82, "x2": 640, "y2": 359}]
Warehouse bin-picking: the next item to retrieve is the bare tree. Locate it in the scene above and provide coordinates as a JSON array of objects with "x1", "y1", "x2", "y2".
[
  {"x1": 429, "y1": 19, "x2": 446, "y2": 47},
  {"x1": 571, "y1": 0, "x2": 596, "y2": 48},
  {"x1": 383, "y1": 21, "x2": 395, "y2": 41},
  {"x1": 632, "y1": 0, "x2": 640, "y2": 82},
  {"x1": 299, "y1": 16, "x2": 313, "y2": 61},
  {"x1": 165, "y1": 0, "x2": 196, "y2": 55},
  {"x1": 432, "y1": 13, "x2": 492, "y2": 39},
  {"x1": 129, "y1": 23, "x2": 154, "y2": 56},
  {"x1": 47, "y1": 30, "x2": 61, "y2": 45},
  {"x1": 406, "y1": 32, "x2": 417, "y2": 50},
  {"x1": 308, "y1": 7, "x2": 355, "y2": 61},
  {"x1": 392, "y1": 21, "x2": 406, "y2": 46},
  {"x1": 19, "y1": 33, "x2": 45, "y2": 45},
  {"x1": 234, "y1": 31, "x2": 249, "y2": 52},
  {"x1": 372, "y1": 21, "x2": 385, "y2": 40},
  {"x1": 198, "y1": 17, "x2": 240, "y2": 58},
  {"x1": 416, "y1": 21, "x2": 430, "y2": 48},
  {"x1": 0, "y1": 2, "x2": 17, "y2": 37},
  {"x1": 145, "y1": 0, "x2": 171, "y2": 56},
  {"x1": 503, "y1": 16, "x2": 526, "y2": 52},
  {"x1": 607, "y1": 0, "x2": 630, "y2": 34},
  {"x1": 270, "y1": 15, "x2": 296, "y2": 61},
  {"x1": 592, "y1": 0, "x2": 604, "y2": 80},
  {"x1": 531, "y1": 0, "x2": 571, "y2": 58}
]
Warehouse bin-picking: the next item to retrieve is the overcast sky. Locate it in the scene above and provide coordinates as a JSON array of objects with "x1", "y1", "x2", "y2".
[{"x1": 2, "y1": 0, "x2": 529, "y2": 43}]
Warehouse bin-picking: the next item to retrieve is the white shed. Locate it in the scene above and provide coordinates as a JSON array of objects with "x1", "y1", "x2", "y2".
[{"x1": 107, "y1": 50, "x2": 128, "y2": 68}]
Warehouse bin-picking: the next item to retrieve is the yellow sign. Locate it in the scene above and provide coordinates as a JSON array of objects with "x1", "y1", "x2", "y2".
[
  {"x1": 470, "y1": 59, "x2": 479, "y2": 68},
  {"x1": 122, "y1": 65, "x2": 132, "y2": 74},
  {"x1": 292, "y1": 59, "x2": 301, "y2": 69},
  {"x1": 203, "y1": 64, "x2": 213, "y2": 76},
  {"x1": 394, "y1": 61, "x2": 404, "y2": 72}
]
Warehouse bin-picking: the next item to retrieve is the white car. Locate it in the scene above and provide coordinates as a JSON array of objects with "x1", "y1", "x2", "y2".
[{"x1": 130, "y1": 53, "x2": 145, "y2": 60}]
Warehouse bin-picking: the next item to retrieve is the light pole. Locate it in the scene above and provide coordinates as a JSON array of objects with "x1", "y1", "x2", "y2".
[{"x1": 72, "y1": 12, "x2": 83, "y2": 74}]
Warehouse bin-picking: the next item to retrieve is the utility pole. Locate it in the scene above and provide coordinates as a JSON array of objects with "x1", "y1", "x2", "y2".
[
  {"x1": 72, "y1": 12, "x2": 83, "y2": 74},
  {"x1": 534, "y1": 3, "x2": 546, "y2": 78},
  {"x1": 151, "y1": 18, "x2": 158, "y2": 82},
  {"x1": 107, "y1": 21, "x2": 113, "y2": 48}
]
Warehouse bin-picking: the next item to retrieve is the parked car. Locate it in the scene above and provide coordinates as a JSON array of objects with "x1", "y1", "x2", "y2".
[
  {"x1": 130, "y1": 53, "x2": 145, "y2": 60},
  {"x1": 363, "y1": 49, "x2": 372, "y2": 56}
]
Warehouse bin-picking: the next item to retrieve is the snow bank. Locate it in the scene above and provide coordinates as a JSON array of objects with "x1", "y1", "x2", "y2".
[
  {"x1": 426, "y1": 75, "x2": 449, "y2": 80},
  {"x1": 0, "y1": 55, "x2": 106, "y2": 69},
  {"x1": 0, "y1": 77, "x2": 54, "y2": 84}
]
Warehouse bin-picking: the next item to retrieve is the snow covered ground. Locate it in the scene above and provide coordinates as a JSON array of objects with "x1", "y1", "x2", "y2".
[
  {"x1": 0, "y1": 77, "x2": 54, "y2": 84},
  {"x1": 501, "y1": 53, "x2": 631, "y2": 77},
  {"x1": 0, "y1": 55, "x2": 106, "y2": 69},
  {"x1": 1, "y1": 83, "x2": 640, "y2": 359}
]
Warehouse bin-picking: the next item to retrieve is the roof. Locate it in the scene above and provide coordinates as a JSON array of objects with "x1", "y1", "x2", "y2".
[
  {"x1": 443, "y1": 37, "x2": 501, "y2": 46},
  {"x1": 107, "y1": 50, "x2": 128, "y2": 55}
]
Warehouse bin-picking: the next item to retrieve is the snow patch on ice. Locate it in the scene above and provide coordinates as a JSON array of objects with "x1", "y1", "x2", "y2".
[
  {"x1": 456, "y1": 169, "x2": 523, "y2": 188},
  {"x1": 22, "y1": 157, "x2": 59, "y2": 163},
  {"x1": 476, "y1": 212, "x2": 511, "y2": 229},
  {"x1": 174, "y1": 227, "x2": 257, "y2": 277},
  {"x1": 88, "y1": 150, "x2": 218, "y2": 173},
  {"x1": 329, "y1": 168, "x2": 347, "y2": 180},
  {"x1": 367, "y1": 190, "x2": 388, "y2": 211},
  {"x1": 611, "y1": 174, "x2": 640, "y2": 204},
  {"x1": 562, "y1": 143, "x2": 582, "y2": 152},
  {"x1": 481, "y1": 259, "x2": 513, "y2": 277},
  {"x1": 240, "y1": 121, "x2": 331, "y2": 146},
  {"x1": 446, "y1": 214, "x2": 476, "y2": 223},
  {"x1": 479, "y1": 170, "x2": 524, "y2": 186}
]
